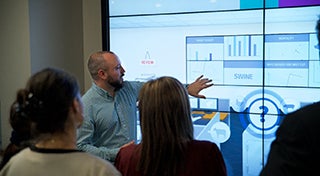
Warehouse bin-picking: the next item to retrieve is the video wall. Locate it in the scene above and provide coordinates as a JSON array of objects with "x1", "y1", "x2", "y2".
[{"x1": 105, "y1": 1, "x2": 320, "y2": 175}]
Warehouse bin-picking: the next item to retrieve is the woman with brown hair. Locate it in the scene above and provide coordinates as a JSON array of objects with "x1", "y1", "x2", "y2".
[{"x1": 115, "y1": 76, "x2": 226, "y2": 176}]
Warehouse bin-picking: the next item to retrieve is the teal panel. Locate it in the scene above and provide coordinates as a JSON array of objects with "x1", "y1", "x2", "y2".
[
  {"x1": 240, "y1": 0, "x2": 263, "y2": 9},
  {"x1": 266, "y1": 0, "x2": 279, "y2": 8}
]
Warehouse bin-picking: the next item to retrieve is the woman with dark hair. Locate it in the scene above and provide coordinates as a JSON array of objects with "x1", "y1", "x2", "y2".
[
  {"x1": 0, "y1": 67, "x2": 121, "y2": 176},
  {"x1": 0, "y1": 94, "x2": 32, "y2": 170},
  {"x1": 114, "y1": 76, "x2": 226, "y2": 176}
]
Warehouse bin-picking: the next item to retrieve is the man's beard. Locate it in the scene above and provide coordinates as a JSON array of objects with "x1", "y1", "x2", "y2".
[{"x1": 108, "y1": 76, "x2": 123, "y2": 90}]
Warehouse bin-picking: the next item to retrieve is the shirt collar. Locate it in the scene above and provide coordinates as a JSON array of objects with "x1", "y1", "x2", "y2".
[{"x1": 92, "y1": 82, "x2": 114, "y2": 99}]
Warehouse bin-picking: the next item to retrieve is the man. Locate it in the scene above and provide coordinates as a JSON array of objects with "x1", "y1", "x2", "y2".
[
  {"x1": 260, "y1": 16, "x2": 320, "y2": 176},
  {"x1": 77, "y1": 51, "x2": 213, "y2": 162}
]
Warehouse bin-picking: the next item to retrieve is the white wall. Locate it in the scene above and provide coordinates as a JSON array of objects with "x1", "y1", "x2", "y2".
[
  {"x1": 0, "y1": 0, "x2": 102, "y2": 149},
  {"x1": 0, "y1": 0, "x2": 32, "y2": 149}
]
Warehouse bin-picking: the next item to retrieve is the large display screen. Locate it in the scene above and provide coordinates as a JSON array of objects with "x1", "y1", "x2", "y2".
[{"x1": 105, "y1": 1, "x2": 320, "y2": 175}]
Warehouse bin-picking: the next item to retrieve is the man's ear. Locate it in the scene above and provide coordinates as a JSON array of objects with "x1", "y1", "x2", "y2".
[{"x1": 98, "y1": 69, "x2": 107, "y2": 79}]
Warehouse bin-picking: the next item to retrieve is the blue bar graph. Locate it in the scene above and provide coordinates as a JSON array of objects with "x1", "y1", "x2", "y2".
[{"x1": 196, "y1": 51, "x2": 198, "y2": 60}]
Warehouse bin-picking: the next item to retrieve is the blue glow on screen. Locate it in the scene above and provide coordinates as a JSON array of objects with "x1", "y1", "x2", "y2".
[{"x1": 107, "y1": 2, "x2": 320, "y2": 176}]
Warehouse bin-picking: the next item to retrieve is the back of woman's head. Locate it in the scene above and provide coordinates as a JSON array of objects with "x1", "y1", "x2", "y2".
[
  {"x1": 138, "y1": 76, "x2": 193, "y2": 142},
  {"x1": 0, "y1": 99, "x2": 32, "y2": 170},
  {"x1": 137, "y1": 76, "x2": 194, "y2": 176},
  {"x1": 13, "y1": 67, "x2": 80, "y2": 135},
  {"x1": 10, "y1": 93, "x2": 32, "y2": 145}
]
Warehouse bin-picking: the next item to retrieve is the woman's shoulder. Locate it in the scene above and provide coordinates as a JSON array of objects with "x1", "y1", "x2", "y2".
[
  {"x1": 190, "y1": 139, "x2": 218, "y2": 146},
  {"x1": 72, "y1": 152, "x2": 121, "y2": 175},
  {"x1": 117, "y1": 143, "x2": 138, "y2": 157},
  {"x1": 188, "y1": 140, "x2": 220, "y2": 152},
  {"x1": 186, "y1": 140, "x2": 227, "y2": 175}
]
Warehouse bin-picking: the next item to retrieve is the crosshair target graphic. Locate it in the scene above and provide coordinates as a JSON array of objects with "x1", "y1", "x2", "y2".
[
  {"x1": 239, "y1": 89, "x2": 283, "y2": 134},
  {"x1": 247, "y1": 97, "x2": 280, "y2": 130}
]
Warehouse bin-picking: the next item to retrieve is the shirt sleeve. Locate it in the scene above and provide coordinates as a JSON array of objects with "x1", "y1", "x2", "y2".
[{"x1": 76, "y1": 111, "x2": 120, "y2": 162}]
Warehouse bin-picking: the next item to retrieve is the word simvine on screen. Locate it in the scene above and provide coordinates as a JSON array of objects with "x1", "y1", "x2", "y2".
[{"x1": 105, "y1": 1, "x2": 320, "y2": 175}]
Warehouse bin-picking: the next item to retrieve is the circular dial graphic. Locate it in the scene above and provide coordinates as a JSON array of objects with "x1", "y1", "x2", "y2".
[{"x1": 247, "y1": 97, "x2": 280, "y2": 130}]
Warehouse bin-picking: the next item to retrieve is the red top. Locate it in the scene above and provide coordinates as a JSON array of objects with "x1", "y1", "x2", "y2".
[{"x1": 114, "y1": 140, "x2": 227, "y2": 176}]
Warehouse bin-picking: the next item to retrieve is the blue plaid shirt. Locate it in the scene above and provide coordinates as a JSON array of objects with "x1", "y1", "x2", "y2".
[{"x1": 77, "y1": 81, "x2": 143, "y2": 162}]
